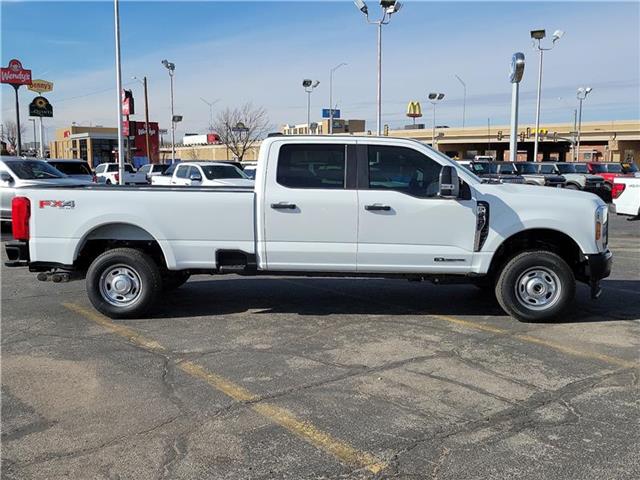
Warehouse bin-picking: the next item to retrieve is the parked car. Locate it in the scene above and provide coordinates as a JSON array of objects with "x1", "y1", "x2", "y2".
[
  {"x1": 6, "y1": 136, "x2": 611, "y2": 323},
  {"x1": 95, "y1": 162, "x2": 141, "y2": 185},
  {"x1": 150, "y1": 162, "x2": 179, "y2": 186},
  {"x1": 46, "y1": 159, "x2": 95, "y2": 183},
  {"x1": 131, "y1": 163, "x2": 171, "y2": 184},
  {"x1": 153, "y1": 161, "x2": 254, "y2": 187},
  {"x1": 459, "y1": 160, "x2": 525, "y2": 184},
  {"x1": 500, "y1": 162, "x2": 565, "y2": 188},
  {"x1": 0, "y1": 157, "x2": 91, "y2": 224},
  {"x1": 612, "y1": 177, "x2": 640, "y2": 219},
  {"x1": 584, "y1": 162, "x2": 632, "y2": 195},
  {"x1": 538, "y1": 163, "x2": 605, "y2": 192},
  {"x1": 242, "y1": 163, "x2": 258, "y2": 180}
]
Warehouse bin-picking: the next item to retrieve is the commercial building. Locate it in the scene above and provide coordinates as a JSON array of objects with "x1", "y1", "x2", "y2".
[
  {"x1": 49, "y1": 122, "x2": 160, "y2": 167},
  {"x1": 281, "y1": 119, "x2": 365, "y2": 135}
]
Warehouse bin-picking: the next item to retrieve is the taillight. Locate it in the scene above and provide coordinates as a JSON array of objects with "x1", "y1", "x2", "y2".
[
  {"x1": 114, "y1": 172, "x2": 120, "y2": 183},
  {"x1": 11, "y1": 197, "x2": 30, "y2": 241},
  {"x1": 612, "y1": 183, "x2": 626, "y2": 199}
]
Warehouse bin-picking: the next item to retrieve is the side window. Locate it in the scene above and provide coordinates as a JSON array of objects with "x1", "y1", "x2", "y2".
[
  {"x1": 277, "y1": 144, "x2": 346, "y2": 189},
  {"x1": 95, "y1": 164, "x2": 105, "y2": 173},
  {"x1": 367, "y1": 146, "x2": 441, "y2": 198},
  {"x1": 176, "y1": 165, "x2": 190, "y2": 179}
]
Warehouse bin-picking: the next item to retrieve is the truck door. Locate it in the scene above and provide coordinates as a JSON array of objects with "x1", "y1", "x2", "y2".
[
  {"x1": 171, "y1": 164, "x2": 191, "y2": 186},
  {"x1": 262, "y1": 142, "x2": 358, "y2": 271},
  {"x1": 356, "y1": 142, "x2": 477, "y2": 273}
]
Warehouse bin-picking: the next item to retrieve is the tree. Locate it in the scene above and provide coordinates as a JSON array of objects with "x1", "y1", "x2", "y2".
[
  {"x1": 0, "y1": 120, "x2": 26, "y2": 154},
  {"x1": 213, "y1": 103, "x2": 270, "y2": 162}
]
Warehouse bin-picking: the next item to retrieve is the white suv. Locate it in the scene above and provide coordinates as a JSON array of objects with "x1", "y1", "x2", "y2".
[{"x1": 95, "y1": 163, "x2": 139, "y2": 185}]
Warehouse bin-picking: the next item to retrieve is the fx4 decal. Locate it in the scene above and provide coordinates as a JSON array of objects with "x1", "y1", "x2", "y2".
[{"x1": 39, "y1": 200, "x2": 75, "y2": 209}]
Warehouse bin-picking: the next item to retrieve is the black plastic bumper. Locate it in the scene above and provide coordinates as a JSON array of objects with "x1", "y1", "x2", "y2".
[
  {"x1": 585, "y1": 250, "x2": 613, "y2": 299},
  {"x1": 5, "y1": 240, "x2": 29, "y2": 267}
]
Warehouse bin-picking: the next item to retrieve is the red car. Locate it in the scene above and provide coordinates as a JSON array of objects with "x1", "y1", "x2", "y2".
[{"x1": 583, "y1": 162, "x2": 632, "y2": 193}]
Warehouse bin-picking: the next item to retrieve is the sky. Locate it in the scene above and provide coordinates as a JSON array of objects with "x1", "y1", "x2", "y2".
[{"x1": 1, "y1": 0, "x2": 639, "y2": 144}]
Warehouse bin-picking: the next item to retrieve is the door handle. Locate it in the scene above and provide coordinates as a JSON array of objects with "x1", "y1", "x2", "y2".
[
  {"x1": 365, "y1": 204, "x2": 391, "y2": 211},
  {"x1": 271, "y1": 202, "x2": 297, "y2": 210}
]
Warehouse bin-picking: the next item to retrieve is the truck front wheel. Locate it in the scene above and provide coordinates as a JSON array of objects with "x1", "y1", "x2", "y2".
[
  {"x1": 86, "y1": 248, "x2": 162, "y2": 319},
  {"x1": 495, "y1": 250, "x2": 575, "y2": 322}
]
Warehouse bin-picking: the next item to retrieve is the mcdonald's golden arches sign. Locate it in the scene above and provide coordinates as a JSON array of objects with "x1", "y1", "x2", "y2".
[{"x1": 406, "y1": 101, "x2": 423, "y2": 118}]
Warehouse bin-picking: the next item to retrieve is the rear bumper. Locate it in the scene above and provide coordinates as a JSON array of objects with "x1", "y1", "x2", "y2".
[{"x1": 5, "y1": 240, "x2": 29, "y2": 267}]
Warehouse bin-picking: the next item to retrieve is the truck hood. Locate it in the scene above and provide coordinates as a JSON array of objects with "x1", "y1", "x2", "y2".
[{"x1": 478, "y1": 181, "x2": 603, "y2": 203}]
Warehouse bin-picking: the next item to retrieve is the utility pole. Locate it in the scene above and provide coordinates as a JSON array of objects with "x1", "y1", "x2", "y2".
[
  {"x1": 113, "y1": 0, "x2": 125, "y2": 184},
  {"x1": 454, "y1": 74, "x2": 466, "y2": 130}
]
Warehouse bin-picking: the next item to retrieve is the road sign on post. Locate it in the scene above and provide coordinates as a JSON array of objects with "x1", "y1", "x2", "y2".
[{"x1": 322, "y1": 109, "x2": 340, "y2": 119}]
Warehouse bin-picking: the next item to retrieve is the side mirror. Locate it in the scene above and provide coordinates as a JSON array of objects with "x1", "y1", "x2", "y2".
[
  {"x1": 189, "y1": 172, "x2": 202, "y2": 182},
  {"x1": 0, "y1": 172, "x2": 14, "y2": 184},
  {"x1": 439, "y1": 165, "x2": 459, "y2": 198}
]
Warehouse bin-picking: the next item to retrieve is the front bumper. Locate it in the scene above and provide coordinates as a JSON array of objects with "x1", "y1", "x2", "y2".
[
  {"x1": 5, "y1": 240, "x2": 29, "y2": 267},
  {"x1": 583, "y1": 250, "x2": 613, "y2": 299}
]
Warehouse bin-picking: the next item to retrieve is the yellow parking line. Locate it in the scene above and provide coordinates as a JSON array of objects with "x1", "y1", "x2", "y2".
[
  {"x1": 429, "y1": 314, "x2": 637, "y2": 369},
  {"x1": 62, "y1": 302, "x2": 386, "y2": 474}
]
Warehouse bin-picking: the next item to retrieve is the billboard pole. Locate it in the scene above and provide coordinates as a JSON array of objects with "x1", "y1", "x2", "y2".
[
  {"x1": 13, "y1": 85, "x2": 22, "y2": 156},
  {"x1": 114, "y1": 0, "x2": 125, "y2": 184}
]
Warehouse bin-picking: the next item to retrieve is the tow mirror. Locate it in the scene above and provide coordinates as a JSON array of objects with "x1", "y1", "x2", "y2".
[
  {"x1": 0, "y1": 172, "x2": 14, "y2": 184},
  {"x1": 439, "y1": 165, "x2": 459, "y2": 198}
]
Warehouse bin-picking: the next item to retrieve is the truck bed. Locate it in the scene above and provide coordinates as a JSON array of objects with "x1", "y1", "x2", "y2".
[{"x1": 23, "y1": 184, "x2": 256, "y2": 270}]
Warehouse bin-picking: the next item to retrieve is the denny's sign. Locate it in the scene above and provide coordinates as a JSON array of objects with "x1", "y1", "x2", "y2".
[{"x1": 0, "y1": 59, "x2": 32, "y2": 86}]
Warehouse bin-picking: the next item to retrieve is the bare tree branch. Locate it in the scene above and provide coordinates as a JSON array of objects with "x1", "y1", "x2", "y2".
[
  {"x1": 0, "y1": 120, "x2": 26, "y2": 154},
  {"x1": 213, "y1": 103, "x2": 269, "y2": 162}
]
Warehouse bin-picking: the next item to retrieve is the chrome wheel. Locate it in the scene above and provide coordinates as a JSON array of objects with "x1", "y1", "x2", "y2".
[
  {"x1": 514, "y1": 267, "x2": 561, "y2": 311},
  {"x1": 99, "y1": 264, "x2": 142, "y2": 307}
]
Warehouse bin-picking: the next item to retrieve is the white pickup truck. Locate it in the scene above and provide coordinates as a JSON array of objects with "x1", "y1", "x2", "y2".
[
  {"x1": 151, "y1": 161, "x2": 253, "y2": 187},
  {"x1": 5, "y1": 136, "x2": 612, "y2": 322},
  {"x1": 612, "y1": 177, "x2": 640, "y2": 218}
]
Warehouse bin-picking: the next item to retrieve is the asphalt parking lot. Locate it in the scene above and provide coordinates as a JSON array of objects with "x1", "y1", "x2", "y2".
[{"x1": 1, "y1": 210, "x2": 639, "y2": 480}]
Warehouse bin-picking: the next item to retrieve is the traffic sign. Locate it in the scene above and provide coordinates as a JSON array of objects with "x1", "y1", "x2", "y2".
[{"x1": 322, "y1": 108, "x2": 340, "y2": 119}]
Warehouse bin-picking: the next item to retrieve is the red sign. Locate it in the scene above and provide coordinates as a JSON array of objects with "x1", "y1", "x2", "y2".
[
  {"x1": 122, "y1": 120, "x2": 159, "y2": 161},
  {"x1": 122, "y1": 89, "x2": 134, "y2": 116},
  {"x1": 0, "y1": 59, "x2": 32, "y2": 85}
]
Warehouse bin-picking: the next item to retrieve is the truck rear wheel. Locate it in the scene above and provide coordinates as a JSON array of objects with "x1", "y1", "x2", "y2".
[
  {"x1": 86, "y1": 248, "x2": 162, "y2": 319},
  {"x1": 495, "y1": 250, "x2": 575, "y2": 322}
]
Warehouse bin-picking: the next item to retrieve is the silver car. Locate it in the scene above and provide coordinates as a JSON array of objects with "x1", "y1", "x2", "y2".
[{"x1": 1, "y1": 157, "x2": 92, "y2": 223}]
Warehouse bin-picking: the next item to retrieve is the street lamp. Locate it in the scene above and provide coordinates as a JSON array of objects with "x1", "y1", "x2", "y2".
[
  {"x1": 576, "y1": 86, "x2": 592, "y2": 162},
  {"x1": 354, "y1": 0, "x2": 402, "y2": 136},
  {"x1": 428, "y1": 92, "x2": 445, "y2": 148},
  {"x1": 530, "y1": 28, "x2": 564, "y2": 162},
  {"x1": 329, "y1": 63, "x2": 347, "y2": 134},
  {"x1": 114, "y1": 0, "x2": 125, "y2": 183},
  {"x1": 200, "y1": 98, "x2": 219, "y2": 133},
  {"x1": 132, "y1": 76, "x2": 152, "y2": 163},
  {"x1": 302, "y1": 79, "x2": 320, "y2": 133},
  {"x1": 161, "y1": 59, "x2": 176, "y2": 163},
  {"x1": 454, "y1": 74, "x2": 466, "y2": 130}
]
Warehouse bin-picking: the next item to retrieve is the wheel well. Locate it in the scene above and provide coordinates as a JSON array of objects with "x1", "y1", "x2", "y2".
[
  {"x1": 488, "y1": 229, "x2": 583, "y2": 279},
  {"x1": 74, "y1": 223, "x2": 167, "y2": 272}
]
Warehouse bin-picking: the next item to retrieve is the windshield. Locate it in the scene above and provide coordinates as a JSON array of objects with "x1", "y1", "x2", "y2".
[
  {"x1": 201, "y1": 165, "x2": 248, "y2": 180},
  {"x1": 514, "y1": 163, "x2": 538, "y2": 174},
  {"x1": 590, "y1": 164, "x2": 608, "y2": 173},
  {"x1": 49, "y1": 162, "x2": 92, "y2": 176},
  {"x1": 471, "y1": 162, "x2": 497, "y2": 174},
  {"x1": 5, "y1": 160, "x2": 66, "y2": 179},
  {"x1": 556, "y1": 164, "x2": 577, "y2": 174},
  {"x1": 606, "y1": 163, "x2": 622, "y2": 173},
  {"x1": 574, "y1": 164, "x2": 588, "y2": 173},
  {"x1": 498, "y1": 163, "x2": 517, "y2": 174}
]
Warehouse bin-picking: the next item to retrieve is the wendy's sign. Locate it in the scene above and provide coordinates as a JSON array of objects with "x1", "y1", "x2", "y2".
[{"x1": 0, "y1": 59, "x2": 32, "y2": 86}]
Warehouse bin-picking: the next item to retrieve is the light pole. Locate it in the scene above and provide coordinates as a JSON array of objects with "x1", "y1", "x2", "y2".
[
  {"x1": 200, "y1": 97, "x2": 219, "y2": 132},
  {"x1": 576, "y1": 87, "x2": 592, "y2": 163},
  {"x1": 132, "y1": 76, "x2": 152, "y2": 163},
  {"x1": 428, "y1": 92, "x2": 445, "y2": 148},
  {"x1": 354, "y1": 0, "x2": 402, "y2": 136},
  {"x1": 454, "y1": 74, "x2": 466, "y2": 130},
  {"x1": 28, "y1": 118, "x2": 36, "y2": 154},
  {"x1": 113, "y1": 0, "x2": 125, "y2": 183},
  {"x1": 509, "y1": 53, "x2": 525, "y2": 162},
  {"x1": 302, "y1": 79, "x2": 320, "y2": 133},
  {"x1": 329, "y1": 63, "x2": 347, "y2": 134},
  {"x1": 530, "y1": 28, "x2": 564, "y2": 162},
  {"x1": 161, "y1": 59, "x2": 176, "y2": 163}
]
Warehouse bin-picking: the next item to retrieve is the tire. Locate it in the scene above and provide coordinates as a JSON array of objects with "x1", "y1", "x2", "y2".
[
  {"x1": 162, "y1": 271, "x2": 190, "y2": 291},
  {"x1": 494, "y1": 250, "x2": 575, "y2": 322},
  {"x1": 86, "y1": 248, "x2": 162, "y2": 319},
  {"x1": 106, "y1": 179, "x2": 112, "y2": 185},
  {"x1": 565, "y1": 183, "x2": 579, "y2": 190}
]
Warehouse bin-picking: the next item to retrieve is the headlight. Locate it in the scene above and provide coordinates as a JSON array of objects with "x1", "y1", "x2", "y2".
[{"x1": 595, "y1": 205, "x2": 608, "y2": 251}]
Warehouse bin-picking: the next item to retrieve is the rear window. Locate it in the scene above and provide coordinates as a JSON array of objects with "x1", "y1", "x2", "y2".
[
  {"x1": 277, "y1": 144, "x2": 346, "y2": 189},
  {"x1": 556, "y1": 164, "x2": 577, "y2": 174},
  {"x1": 498, "y1": 163, "x2": 517, "y2": 174},
  {"x1": 574, "y1": 164, "x2": 588, "y2": 174},
  {"x1": 49, "y1": 162, "x2": 92, "y2": 175},
  {"x1": 201, "y1": 165, "x2": 247, "y2": 180},
  {"x1": 606, "y1": 164, "x2": 622, "y2": 173},
  {"x1": 5, "y1": 160, "x2": 65, "y2": 180},
  {"x1": 539, "y1": 164, "x2": 558, "y2": 174},
  {"x1": 471, "y1": 162, "x2": 497, "y2": 174},
  {"x1": 514, "y1": 163, "x2": 537, "y2": 174}
]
